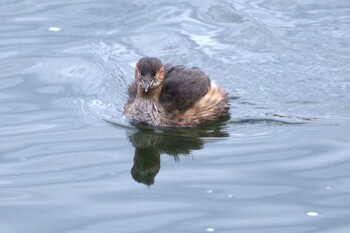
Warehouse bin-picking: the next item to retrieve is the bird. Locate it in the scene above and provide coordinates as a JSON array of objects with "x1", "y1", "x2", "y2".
[{"x1": 123, "y1": 57, "x2": 229, "y2": 127}]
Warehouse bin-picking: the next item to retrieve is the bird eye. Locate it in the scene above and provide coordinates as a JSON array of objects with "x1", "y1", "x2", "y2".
[{"x1": 150, "y1": 79, "x2": 154, "y2": 87}]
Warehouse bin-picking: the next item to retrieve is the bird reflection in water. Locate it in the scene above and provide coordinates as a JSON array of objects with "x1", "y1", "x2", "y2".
[{"x1": 128, "y1": 121, "x2": 229, "y2": 185}]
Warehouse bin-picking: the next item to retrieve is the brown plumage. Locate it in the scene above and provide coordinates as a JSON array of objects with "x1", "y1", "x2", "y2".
[{"x1": 123, "y1": 57, "x2": 229, "y2": 127}]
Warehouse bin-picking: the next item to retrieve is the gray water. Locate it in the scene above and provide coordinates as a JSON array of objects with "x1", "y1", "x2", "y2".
[{"x1": 1, "y1": 0, "x2": 350, "y2": 232}]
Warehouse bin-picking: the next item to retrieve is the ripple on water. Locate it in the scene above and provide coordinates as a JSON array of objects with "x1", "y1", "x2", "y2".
[
  {"x1": 0, "y1": 76, "x2": 22, "y2": 91},
  {"x1": 26, "y1": 41, "x2": 134, "y2": 127},
  {"x1": 205, "y1": 4, "x2": 246, "y2": 24},
  {"x1": 0, "y1": 191, "x2": 31, "y2": 202}
]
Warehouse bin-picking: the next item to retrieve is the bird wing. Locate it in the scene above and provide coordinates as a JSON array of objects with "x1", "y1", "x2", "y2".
[{"x1": 160, "y1": 64, "x2": 211, "y2": 113}]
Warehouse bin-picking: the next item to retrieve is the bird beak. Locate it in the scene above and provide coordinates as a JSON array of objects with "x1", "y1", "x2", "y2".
[
  {"x1": 143, "y1": 79, "x2": 150, "y2": 92},
  {"x1": 144, "y1": 85, "x2": 149, "y2": 92}
]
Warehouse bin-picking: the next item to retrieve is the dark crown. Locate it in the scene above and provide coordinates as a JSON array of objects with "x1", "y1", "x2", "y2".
[{"x1": 137, "y1": 57, "x2": 162, "y2": 76}]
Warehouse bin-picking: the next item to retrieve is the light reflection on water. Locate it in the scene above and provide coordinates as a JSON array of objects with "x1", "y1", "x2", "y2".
[{"x1": 1, "y1": 0, "x2": 350, "y2": 232}]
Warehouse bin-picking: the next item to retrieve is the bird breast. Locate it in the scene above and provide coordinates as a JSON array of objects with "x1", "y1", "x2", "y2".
[{"x1": 124, "y1": 97, "x2": 164, "y2": 126}]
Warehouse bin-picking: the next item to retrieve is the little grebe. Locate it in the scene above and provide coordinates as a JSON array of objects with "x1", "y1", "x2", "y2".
[{"x1": 123, "y1": 57, "x2": 229, "y2": 127}]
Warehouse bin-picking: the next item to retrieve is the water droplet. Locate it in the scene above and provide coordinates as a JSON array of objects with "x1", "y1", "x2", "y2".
[
  {"x1": 228, "y1": 195, "x2": 233, "y2": 198},
  {"x1": 48, "y1": 27, "x2": 61, "y2": 32},
  {"x1": 206, "y1": 228, "x2": 215, "y2": 232},
  {"x1": 307, "y1": 211, "x2": 319, "y2": 217},
  {"x1": 206, "y1": 190, "x2": 213, "y2": 194}
]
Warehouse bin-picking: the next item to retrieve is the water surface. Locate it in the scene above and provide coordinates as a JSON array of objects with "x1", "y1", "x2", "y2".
[{"x1": 1, "y1": 0, "x2": 350, "y2": 232}]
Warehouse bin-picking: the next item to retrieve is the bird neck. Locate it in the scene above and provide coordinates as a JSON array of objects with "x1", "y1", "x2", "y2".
[{"x1": 137, "y1": 85, "x2": 162, "y2": 101}]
